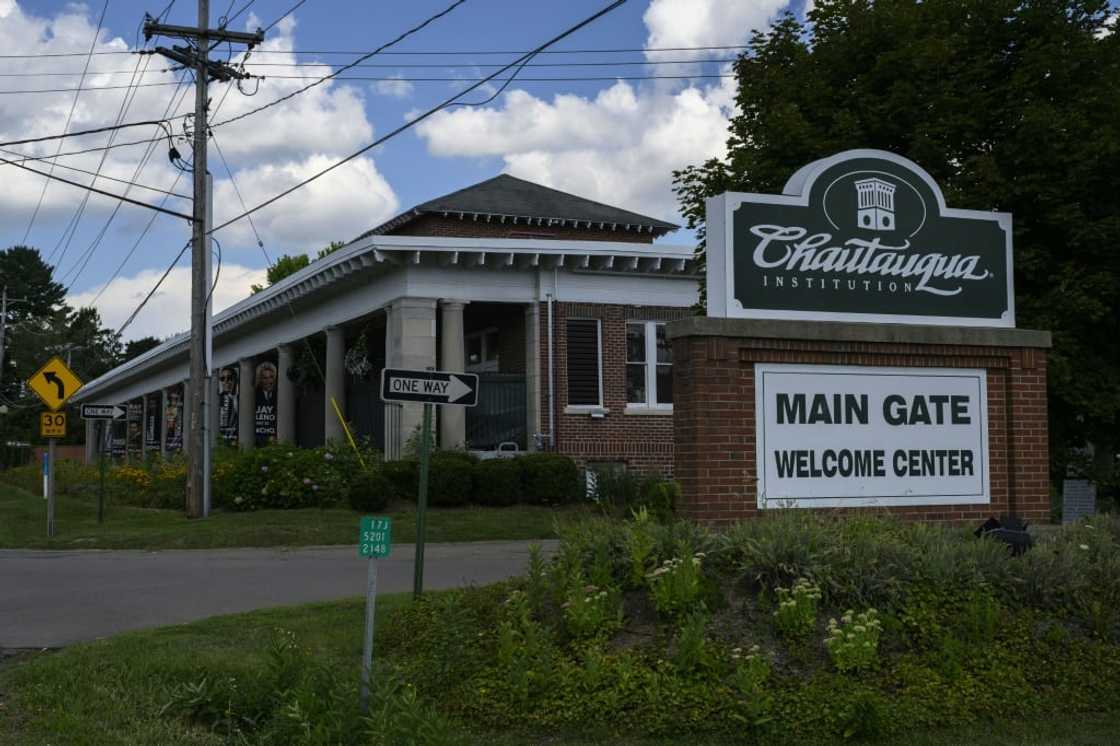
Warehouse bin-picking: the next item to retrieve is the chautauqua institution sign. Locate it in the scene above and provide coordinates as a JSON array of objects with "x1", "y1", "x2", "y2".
[
  {"x1": 706, "y1": 150, "x2": 1014, "y2": 327},
  {"x1": 668, "y1": 150, "x2": 1050, "y2": 523}
]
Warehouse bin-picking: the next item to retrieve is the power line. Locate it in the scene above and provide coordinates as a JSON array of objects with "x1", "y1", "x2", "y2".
[
  {"x1": 0, "y1": 58, "x2": 738, "y2": 75},
  {"x1": 263, "y1": 0, "x2": 307, "y2": 33},
  {"x1": 0, "y1": 135, "x2": 172, "y2": 165},
  {"x1": 212, "y1": 0, "x2": 469, "y2": 129},
  {"x1": 210, "y1": 0, "x2": 628, "y2": 236},
  {"x1": 0, "y1": 81, "x2": 181, "y2": 95},
  {"x1": 0, "y1": 147, "x2": 188, "y2": 197},
  {"x1": 21, "y1": 0, "x2": 111, "y2": 244},
  {"x1": 115, "y1": 241, "x2": 190, "y2": 336},
  {"x1": 0, "y1": 118, "x2": 177, "y2": 148},
  {"x1": 0, "y1": 44, "x2": 749, "y2": 59},
  {"x1": 1, "y1": 156, "x2": 193, "y2": 221}
]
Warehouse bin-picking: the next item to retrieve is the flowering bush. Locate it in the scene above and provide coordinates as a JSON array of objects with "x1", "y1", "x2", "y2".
[
  {"x1": 218, "y1": 444, "x2": 358, "y2": 511},
  {"x1": 772, "y1": 577, "x2": 822, "y2": 639},
  {"x1": 647, "y1": 545, "x2": 705, "y2": 618},
  {"x1": 825, "y1": 609, "x2": 882, "y2": 672},
  {"x1": 561, "y1": 583, "x2": 623, "y2": 640}
]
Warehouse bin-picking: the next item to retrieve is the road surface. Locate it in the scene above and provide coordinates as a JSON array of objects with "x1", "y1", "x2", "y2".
[{"x1": 0, "y1": 540, "x2": 553, "y2": 648}]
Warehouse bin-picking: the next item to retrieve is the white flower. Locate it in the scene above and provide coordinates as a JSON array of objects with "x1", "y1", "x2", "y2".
[
  {"x1": 324, "y1": 452, "x2": 335, "y2": 461},
  {"x1": 261, "y1": 465, "x2": 269, "y2": 472},
  {"x1": 303, "y1": 478, "x2": 312, "y2": 485},
  {"x1": 1080, "y1": 544, "x2": 1090, "y2": 550}
]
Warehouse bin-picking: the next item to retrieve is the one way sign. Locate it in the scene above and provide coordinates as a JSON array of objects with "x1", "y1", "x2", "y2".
[
  {"x1": 380, "y1": 368, "x2": 479, "y2": 407},
  {"x1": 80, "y1": 403, "x2": 127, "y2": 421}
]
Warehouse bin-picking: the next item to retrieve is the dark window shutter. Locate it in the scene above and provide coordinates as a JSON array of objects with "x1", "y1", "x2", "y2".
[{"x1": 566, "y1": 320, "x2": 600, "y2": 406}]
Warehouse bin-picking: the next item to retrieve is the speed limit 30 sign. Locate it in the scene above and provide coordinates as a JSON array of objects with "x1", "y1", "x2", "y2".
[{"x1": 40, "y1": 412, "x2": 66, "y2": 438}]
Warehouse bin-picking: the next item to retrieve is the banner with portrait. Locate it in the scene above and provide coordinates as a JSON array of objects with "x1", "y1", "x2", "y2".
[
  {"x1": 254, "y1": 361, "x2": 277, "y2": 446},
  {"x1": 144, "y1": 393, "x2": 161, "y2": 451},
  {"x1": 218, "y1": 366, "x2": 239, "y2": 445},
  {"x1": 126, "y1": 400, "x2": 143, "y2": 459}
]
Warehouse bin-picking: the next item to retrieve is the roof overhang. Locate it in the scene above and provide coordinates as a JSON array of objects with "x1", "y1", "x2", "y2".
[{"x1": 75, "y1": 235, "x2": 698, "y2": 402}]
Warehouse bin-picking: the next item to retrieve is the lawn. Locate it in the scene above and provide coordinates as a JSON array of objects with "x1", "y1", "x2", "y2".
[
  {"x1": 1, "y1": 594, "x2": 1116, "y2": 746},
  {"x1": 0, "y1": 484, "x2": 584, "y2": 550}
]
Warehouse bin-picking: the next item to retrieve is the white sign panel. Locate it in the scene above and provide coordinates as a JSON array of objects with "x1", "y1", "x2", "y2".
[{"x1": 755, "y1": 364, "x2": 989, "y2": 508}]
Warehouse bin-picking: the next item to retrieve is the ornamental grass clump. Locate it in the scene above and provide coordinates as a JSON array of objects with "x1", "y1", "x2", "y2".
[
  {"x1": 825, "y1": 609, "x2": 882, "y2": 672},
  {"x1": 772, "y1": 577, "x2": 822, "y2": 638},
  {"x1": 647, "y1": 543, "x2": 705, "y2": 618}
]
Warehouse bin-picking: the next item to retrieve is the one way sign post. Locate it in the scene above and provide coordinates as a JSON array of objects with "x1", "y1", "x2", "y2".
[
  {"x1": 80, "y1": 404, "x2": 127, "y2": 421},
  {"x1": 380, "y1": 367, "x2": 480, "y2": 600}
]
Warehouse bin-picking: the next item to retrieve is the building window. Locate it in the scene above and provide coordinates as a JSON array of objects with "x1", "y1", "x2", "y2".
[
  {"x1": 626, "y1": 322, "x2": 672, "y2": 407},
  {"x1": 566, "y1": 319, "x2": 602, "y2": 407}
]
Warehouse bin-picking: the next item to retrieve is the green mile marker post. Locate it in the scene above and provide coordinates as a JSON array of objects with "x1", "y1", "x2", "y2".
[{"x1": 358, "y1": 515, "x2": 392, "y2": 715}]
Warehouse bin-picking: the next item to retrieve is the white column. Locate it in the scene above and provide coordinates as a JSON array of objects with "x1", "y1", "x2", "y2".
[
  {"x1": 384, "y1": 297, "x2": 438, "y2": 459},
  {"x1": 324, "y1": 327, "x2": 346, "y2": 444},
  {"x1": 238, "y1": 358, "x2": 255, "y2": 450},
  {"x1": 180, "y1": 383, "x2": 191, "y2": 456},
  {"x1": 277, "y1": 344, "x2": 296, "y2": 444},
  {"x1": 525, "y1": 302, "x2": 541, "y2": 451},
  {"x1": 140, "y1": 396, "x2": 148, "y2": 458},
  {"x1": 439, "y1": 300, "x2": 467, "y2": 450},
  {"x1": 84, "y1": 418, "x2": 96, "y2": 464},
  {"x1": 160, "y1": 389, "x2": 168, "y2": 458}
]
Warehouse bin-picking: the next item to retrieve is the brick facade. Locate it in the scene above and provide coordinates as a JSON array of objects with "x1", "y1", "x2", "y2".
[
  {"x1": 539, "y1": 302, "x2": 690, "y2": 474},
  {"x1": 671, "y1": 321, "x2": 1050, "y2": 526}
]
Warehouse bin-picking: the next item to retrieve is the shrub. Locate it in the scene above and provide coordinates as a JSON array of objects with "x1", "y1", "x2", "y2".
[
  {"x1": 519, "y1": 453, "x2": 581, "y2": 505},
  {"x1": 474, "y1": 458, "x2": 522, "y2": 506},
  {"x1": 773, "y1": 577, "x2": 822, "y2": 639},
  {"x1": 825, "y1": 609, "x2": 882, "y2": 672},
  {"x1": 348, "y1": 468, "x2": 395, "y2": 512},
  {"x1": 561, "y1": 583, "x2": 622, "y2": 640},
  {"x1": 382, "y1": 459, "x2": 418, "y2": 501},
  {"x1": 593, "y1": 467, "x2": 679, "y2": 521},
  {"x1": 647, "y1": 544, "x2": 705, "y2": 618},
  {"x1": 428, "y1": 452, "x2": 475, "y2": 507},
  {"x1": 220, "y1": 444, "x2": 347, "y2": 511}
]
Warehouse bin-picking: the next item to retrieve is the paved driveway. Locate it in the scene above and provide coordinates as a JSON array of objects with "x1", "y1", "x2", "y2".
[{"x1": 0, "y1": 540, "x2": 554, "y2": 648}]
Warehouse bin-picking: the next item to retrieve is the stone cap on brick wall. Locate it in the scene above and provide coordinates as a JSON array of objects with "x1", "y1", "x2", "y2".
[{"x1": 667, "y1": 316, "x2": 1051, "y2": 349}]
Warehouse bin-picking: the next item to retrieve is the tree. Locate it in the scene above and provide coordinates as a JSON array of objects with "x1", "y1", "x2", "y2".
[
  {"x1": 123, "y1": 336, "x2": 162, "y2": 363},
  {"x1": 250, "y1": 253, "x2": 310, "y2": 293},
  {"x1": 249, "y1": 241, "x2": 345, "y2": 293},
  {"x1": 673, "y1": 1, "x2": 1120, "y2": 482}
]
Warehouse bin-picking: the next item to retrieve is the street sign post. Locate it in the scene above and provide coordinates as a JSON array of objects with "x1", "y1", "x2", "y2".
[
  {"x1": 380, "y1": 368, "x2": 480, "y2": 599},
  {"x1": 80, "y1": 404, "x2": 127, "y2": 421},
  {"x1": 28, "y1": 356, "x2": 83, "y2": 411},
  {"x1": 358, "y1": 516, "x2": 392, "y2": 715},
  {"x1": 29, "y1": 357, "x2": 82, "y2": 539}
]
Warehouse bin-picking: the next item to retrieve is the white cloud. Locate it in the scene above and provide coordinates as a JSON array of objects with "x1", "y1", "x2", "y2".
[
  {"x1": 1098, "y1": 10, "x2": 1117, "y2": 38},
  {"x1": 414, "y1": 0, "x2": 789, "y2": 227},
  {"x1": 212, "y1": 154, "x2": 398, "y2": 249},
  {"x1": 68, "y1": 263, "x2": 267, "y2": 341},
  {"x1": 373, "y1": 76, "x2": 415, "y2": 99}
]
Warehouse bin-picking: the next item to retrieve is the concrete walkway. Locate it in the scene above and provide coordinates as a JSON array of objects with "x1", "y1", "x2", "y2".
[{"x1": 0, "y1": 540, "x2": 555, "y2": 648}]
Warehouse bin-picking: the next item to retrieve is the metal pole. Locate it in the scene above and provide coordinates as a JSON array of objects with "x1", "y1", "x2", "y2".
[
  {"x1": 413, "y1": 403, "x2": 432, "y2": 599},
  {"x1": 186, "y1": 0, "x2": 210, "y2": 519},
  {"x1": 0, "y1": 286, "x2": 8, "y2": 387},
  {"x1": 359, "y1": 557, "x2": 378, "y2": 714},
  {"x1": 47, "y1": 438, "x2": 55, "y2": 538},
  {"x1": 202, "y1": 171, "x2": 213, "y2": 517},
  {"x1": 98, "y1": 422, "x2": 107, "y2": 524}
]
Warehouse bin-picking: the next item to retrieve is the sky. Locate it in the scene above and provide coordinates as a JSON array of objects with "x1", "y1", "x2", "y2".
[{"x1": 0, "y1": 0, "x2": 1112, "y2": 342}]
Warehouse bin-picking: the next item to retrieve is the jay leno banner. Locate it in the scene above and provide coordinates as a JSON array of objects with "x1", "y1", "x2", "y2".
[{"x1": 706, "y1": 150, "x2": 1014, "y2": 327}]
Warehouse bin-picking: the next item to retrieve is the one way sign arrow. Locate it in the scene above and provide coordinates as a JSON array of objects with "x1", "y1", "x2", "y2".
[{"x1": 380, "y1": 368, "x2": 479, "y2": 407}]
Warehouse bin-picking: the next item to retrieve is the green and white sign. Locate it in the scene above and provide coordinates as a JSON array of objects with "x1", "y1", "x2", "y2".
[
  {"x1": 706, "y1": 150, "x2": 1014, "y2": 327},
  {"x1": 359, "y1": 516, "x2": 392, "y2": 558}
]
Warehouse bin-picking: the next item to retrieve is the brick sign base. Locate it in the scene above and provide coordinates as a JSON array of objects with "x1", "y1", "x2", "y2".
[{"x1": 668, "y1": 318, "x2": 1051, "y2": 526}]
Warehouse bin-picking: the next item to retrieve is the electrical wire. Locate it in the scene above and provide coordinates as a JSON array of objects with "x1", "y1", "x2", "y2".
[
  {"x1": 1, "y1": 156, "x2": 193, "y2": 220},
  {"x1": 0, "y1": 147, "x2": 187, "y2": 197},
  {"x1": 263, "y1": 0, "x2": 307, "y2": 32},
  {"x1": 21, "y1": 0, "x2": 111, "y2": 244},
  {"x1": 209, "y1": 0, "x2": 629, "y2": 236},
  {"x1": 211, "y1": 0, "x2": 468, "y2": 128},
  {"x1": 0, "y1": 119, "x2": 179, "y2": 148},
  {"x1": 211, "y1": 131, "x2": 265, "y2": 249},
  {"x1": 0, "y1": 81, "x2": 182, "y2": 95},
  {"x1": 0, "y1": 44, "x2": 752, "y2": 59},
  {"x1": 115, "y1": 241, "x2": 190, "y2": 337},
  {"x1": 0, "y1": 58, "x2": 739, "y2": 75}
]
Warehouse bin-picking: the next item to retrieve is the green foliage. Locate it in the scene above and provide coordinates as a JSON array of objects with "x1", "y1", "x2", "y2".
[
  {"x1": 672, "y1": 610, "x2": 711, "y2": 672},
  {"x1": 519, "y1": 453, "x2": 582, "y2": 505},
  {"x1": 592, "y1": 467, "x2": 679, "y2": 521},
  {"x1": 561, "y1": 583, "x2": 622, "y2": 640},
  {"x1": 825, "y1": 609, "x2": 882, "y2": 673},
  {"x1": 623, "y1": 507, "x2": 658, "y2": 588},
  {"x1": 382, "y1": 459, "x2": 419, "y2": 501},
  {"x1": 250, "y1": 253, "x2": 310, "y2": 293},
  {"x1": 216, "y1": 443, "x2": 376, "y2": 511},
  {"x1": 473, "y1": 458, "x2": 522, "y2": 506},
  {"x1": 772, "y1": 577, "x2": 822, "y2": 639},
  {"x1": 428, "y1": 451, "x2": 476, "y2": 507},
  {"x1": 347, "y1": 468, "x2": 394, "y2": 512},
  {"x1": 647, "y1": 543, "x2": 705, "y2": 618}
]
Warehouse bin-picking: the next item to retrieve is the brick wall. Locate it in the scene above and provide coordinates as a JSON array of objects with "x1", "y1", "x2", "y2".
[
  {"x1": 538, "y1": 302, "x2": 690, "y2": 474},
  {"x1": 388, "y1": 214, "x2": 657, "y2": 243},
  {"x1": 672, "y1": 331, "x2": 1050, "y2": 526}
]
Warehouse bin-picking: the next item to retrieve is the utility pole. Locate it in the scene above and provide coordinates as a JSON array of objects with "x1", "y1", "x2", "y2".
[
  {"x1": 143, "y1": 7, "x2": 261, "y2": 518},
  {"x1": 0, "y1": 286, "x2": 31, "y2": 389}
]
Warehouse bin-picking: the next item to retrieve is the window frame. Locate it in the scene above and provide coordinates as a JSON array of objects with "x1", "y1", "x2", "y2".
[
  {"x1": 625, "y1": 320, "x2": 673, "y2": 412},
  {"x1": 565, "y1": 317, "x2": 604, "y2": 410}
]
